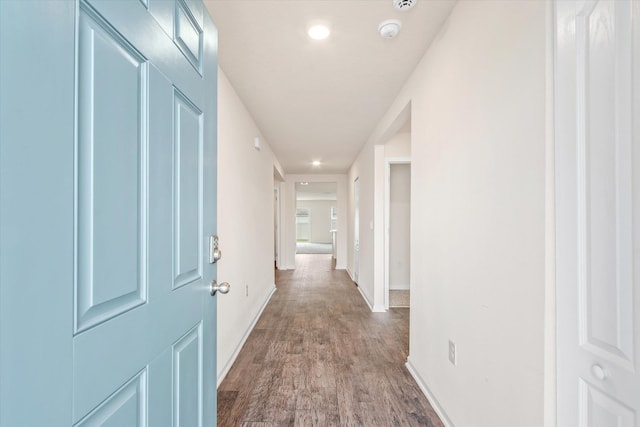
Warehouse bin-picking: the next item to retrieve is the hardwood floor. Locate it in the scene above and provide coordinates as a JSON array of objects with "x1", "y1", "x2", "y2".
[{"x1": 217, "y1": 254, "x2": 444, "y2": 427}]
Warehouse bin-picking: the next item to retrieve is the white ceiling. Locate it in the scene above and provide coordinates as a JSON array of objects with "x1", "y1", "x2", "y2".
[
  {"x1": 204, "y1": 0, "x2": 456, "y2": 174},
  {"x1": 296, "y1": 181, "x2": 338, "y2": 201},
  {"x1": 295, "y1": 180, "x2": 336, "y2": 192}
]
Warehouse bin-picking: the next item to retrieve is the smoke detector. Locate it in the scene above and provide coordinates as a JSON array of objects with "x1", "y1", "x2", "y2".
[
  {"x1": 393, "y1": 0, "x2": 416, "y2": 11},
  {"x1": 378, "y1": 19, "x2": 402, "y2": 39}
]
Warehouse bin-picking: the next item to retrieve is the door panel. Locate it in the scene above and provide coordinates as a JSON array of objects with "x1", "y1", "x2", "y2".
[
  {"x1": 580, "y1": 380, "x2": 636, "y2": 427},
  {"x1": 173, "y1": 324, "x2": 203, "y2": 427},
  {"x1": 76, "y1": 370, "x2": 147, "y2": 426},
  {"x1": 175, "y1": 0, "x2": 203, "y2": 73},
  {"x1": 578, "y1": 0, "x2": 635, "y2": 369},
  {"x1": 556, "y1": 0, "x2": 640, "y2": 425},
  {"x1": 76, "y1": 5, "x2": 148, "y2": 333},
  {"x1": 173, "y1": 90, "x2": 203, "y2": 289}
]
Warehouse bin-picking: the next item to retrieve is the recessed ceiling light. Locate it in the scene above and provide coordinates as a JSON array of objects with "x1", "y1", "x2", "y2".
[
  {"x1": 308, "y1": 24, "x2": 330, "y2": 40},
  {"x1": 312, "y1": 160, "x2": 321, "y2": 167},
  {"x1": 379, "y1": 19, "x2": 402, "y2": 39},
  {"x1": 300, "y1": 182, "x2": 309, "y2": 185}
]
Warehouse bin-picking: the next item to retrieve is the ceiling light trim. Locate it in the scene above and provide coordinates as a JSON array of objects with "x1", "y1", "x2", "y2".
[{"x1": 378, "y1": 19, "x2": 402, "y2": 39}]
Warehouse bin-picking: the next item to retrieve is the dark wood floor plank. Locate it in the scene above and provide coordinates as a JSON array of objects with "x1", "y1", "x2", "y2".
[
  {"x1": 218, "y1": 254, "x2": 443, "y2": 426},
  {"x1": 293, "y1": 409, "x2": 340, "y2": 426},
  {"x1": 218, "y1": 390, "x2": 239, "y2": 425}
]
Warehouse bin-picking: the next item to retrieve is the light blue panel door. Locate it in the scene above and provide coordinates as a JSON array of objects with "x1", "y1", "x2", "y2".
[
  {"x1": 1, "y1": 2, "x2": 76, "y2": 425},
  {"x1": 0, "y1": 0, "x2": 218, "y2": 425}
]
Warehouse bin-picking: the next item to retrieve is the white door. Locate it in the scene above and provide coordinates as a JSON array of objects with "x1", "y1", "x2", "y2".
[{"x1": 556, "y1": 1, "x2": 640, "y2": 425}]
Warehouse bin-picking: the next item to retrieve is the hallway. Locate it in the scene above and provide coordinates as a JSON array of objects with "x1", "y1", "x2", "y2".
[{"x1": 217, "y1": 254, "x2": 443, "y2": 426}]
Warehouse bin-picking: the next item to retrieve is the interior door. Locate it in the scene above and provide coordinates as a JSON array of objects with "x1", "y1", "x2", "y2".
[
  {"x1": 0, "y1": 0, "x2": 218, "y2": 425},
  {"x1": 555, "y1": 1, "x2": 640, "y2": 425}
]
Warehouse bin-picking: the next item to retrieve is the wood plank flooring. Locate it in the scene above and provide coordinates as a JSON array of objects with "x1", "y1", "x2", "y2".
[{"x1": 217, "y1": 254, "x2": 444, "y2": 427}]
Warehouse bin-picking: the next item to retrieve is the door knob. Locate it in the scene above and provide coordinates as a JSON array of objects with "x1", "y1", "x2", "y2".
[
  {"x1": 210, "y1": 280, "x2": 230, "y2": 296},
  {"x1": 591, "y1": 364, "x2": 607, "y2": 381}
]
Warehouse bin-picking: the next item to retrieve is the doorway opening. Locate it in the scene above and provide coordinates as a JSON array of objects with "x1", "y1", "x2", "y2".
[
  {"x1": 386, "y1": 161, "x2": 411, "y2": 309},
  {"x1": 274, "y1": 186, "x2": 280, "y2": 269},
  {"x1": 295, "y1": 182, "x2": 337, "y2": 257},
  {"x1": 353, "y1": 177, "x2": 360, "y2": 284},
  {"x1": 378, "y1": 106, "x2": 412, "y2": 311},
  {"x1": 274, "y1": 167, "x2": 284, "y2": 270}
]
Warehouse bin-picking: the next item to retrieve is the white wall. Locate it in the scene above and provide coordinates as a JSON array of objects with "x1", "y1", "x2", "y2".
[
  {"x1": 217, "y1": 68, "x2": 281, "y2": 384},
  {"x1": 389, "y1": 164, "x2": 410, "y2": 290},
  {"x1": 385, "y1": 130, "x2": 411, "y2": 158},
  {"x1": 348, "y1": 1, "x2": 548, "y2": 425},
  {"x1": 296, "y1": 199, "x2": 335, "y2": 244}
]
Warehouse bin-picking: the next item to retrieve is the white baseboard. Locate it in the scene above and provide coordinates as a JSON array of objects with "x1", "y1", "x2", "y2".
[
  {"x1": 406, "y1": 357, "x2": 454, "y2": 427},
  {"x1": 348, "y1": 270, "x2": 381, "y2": 312},
  {"x1": 353, "y1": 281, "x2": 385, "y2": 312},
  {"x1": 390, "y1": 284, "x2": 410, "y2": 291},
  {"x1": 216, "y1": 284, "x2": 276, "y2": 387},
  {"x1": 335, "y1": 263, "x2": 346, "y2": 270},
  {"x1": 356, "y1": 285, "x2": 374, "y2": 312},
  {"x1": 346, "y1": 268, "x2": 354, "y2": 281},
  {"x1": 372, "y1": 304, "x2": 386, "y2": 312}
]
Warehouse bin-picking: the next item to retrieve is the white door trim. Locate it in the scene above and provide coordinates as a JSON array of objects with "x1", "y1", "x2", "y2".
[
  {"x1": 274, "y1": 185, "x2": 281, "y2": 268},
  {"x1": 384, "y1": 157, "x2": 411, "y2": 310},
  {"x1": 353, "y1": 176, "x2": 360, "y2": 284}
]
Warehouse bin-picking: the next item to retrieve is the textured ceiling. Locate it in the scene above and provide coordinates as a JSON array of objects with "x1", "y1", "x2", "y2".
[{"x1": 205, "y1": 0, "x2": 456, "y2": 174}]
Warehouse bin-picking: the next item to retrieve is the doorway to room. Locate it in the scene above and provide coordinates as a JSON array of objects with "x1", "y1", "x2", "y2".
[
  {"x1": 386, "y1": 162, "x2": 411, "y2": 309},
  {"x1": 295, "y1": 182, "x2": 337, "y2": 257},
  {"x1": 379, "y1": 107, "x2": 412, "y2": 310},
  {"x1": 353, "y1": 177, "x2": 360, "y2": 284}
]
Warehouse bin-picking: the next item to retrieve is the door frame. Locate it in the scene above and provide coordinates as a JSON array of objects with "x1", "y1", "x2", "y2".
[
  {"x1": 274, "y1": 185, "x2": 280, "y2": 268},
  {"x1": 282, "y1": 175, "x2": 346, "y2": 270},
  {"x1": 384, "y1": 157, "x2": 411, "y2": 310},
  {"x1": 353, "y1": 176, "x2": 360, "y2": 284}
]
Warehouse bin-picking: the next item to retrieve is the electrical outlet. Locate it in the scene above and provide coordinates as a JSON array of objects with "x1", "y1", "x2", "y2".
[
  {"x1": 245, "y1": 284, "x2": 248, "y2": 297},
  {"x1": 448, "y1": 340, "x2": 457, "y2": 365}
]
